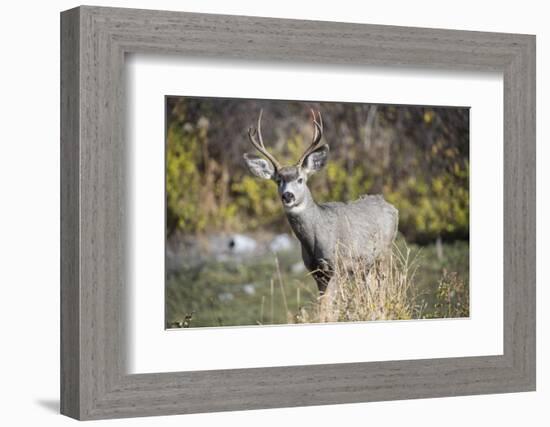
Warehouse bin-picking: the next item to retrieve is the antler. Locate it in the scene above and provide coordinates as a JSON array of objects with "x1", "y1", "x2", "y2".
[
  {"x1": 297, "y1": 110, "x2": 324, "y2": 168},
  {"x1": 248, "y1": 109, "x2": 282, "y2": 171}
]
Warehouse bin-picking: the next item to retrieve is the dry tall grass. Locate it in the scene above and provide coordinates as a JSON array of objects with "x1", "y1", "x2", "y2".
[
  {"x1": 256, "y1": 240, "x2": 468, "y2": 327},
  {"x1": 289, "y1": 242, "x2": 420, "y2": 324}
]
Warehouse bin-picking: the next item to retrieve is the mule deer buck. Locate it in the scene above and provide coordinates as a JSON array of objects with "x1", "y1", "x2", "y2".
[{"x1": 244, "y1": 110, "x2": 398, "y2": 310}]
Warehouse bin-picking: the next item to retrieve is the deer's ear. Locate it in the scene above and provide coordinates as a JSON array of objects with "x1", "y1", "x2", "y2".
[
  {"x1": 243, "y1": 153, "x2": 276, "y2": 180},
  {"x1": 303, "y1": 145, "x2": 329, "y2": 175}
]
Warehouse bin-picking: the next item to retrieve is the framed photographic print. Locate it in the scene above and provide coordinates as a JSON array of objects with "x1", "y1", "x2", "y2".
[{"x1": 61, "y1": 5, "x2": 536, "y2": 420}]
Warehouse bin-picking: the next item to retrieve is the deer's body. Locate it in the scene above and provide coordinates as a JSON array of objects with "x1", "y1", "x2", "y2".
[
  {"x1": 285, "y1": 185, "x2": 398, "y2": 293},
  {"x1": 244, "y1": 110, "x2": 399, "y2": 296}
]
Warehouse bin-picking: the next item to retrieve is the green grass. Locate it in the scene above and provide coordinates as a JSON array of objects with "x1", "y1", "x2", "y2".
[
  {"x1": 405, "y1": 239, "x2": 469, "y2": 317},
  {"x1": 165, "y1": 239, "x2": 469, "y2": 328}
]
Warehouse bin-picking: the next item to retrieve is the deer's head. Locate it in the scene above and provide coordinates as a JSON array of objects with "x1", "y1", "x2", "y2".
[{"x1": 244, "y1": 110, "x2": 329, "y2": 212}]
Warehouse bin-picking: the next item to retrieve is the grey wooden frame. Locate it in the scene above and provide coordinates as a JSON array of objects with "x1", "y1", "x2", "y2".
[{"x1": 60, "y1": 5, "x2": 536, "y2": 420}]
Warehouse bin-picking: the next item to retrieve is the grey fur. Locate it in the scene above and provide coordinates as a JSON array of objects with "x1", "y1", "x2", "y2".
[
  {"x1": 244, "y1": 134, "x2": 398, "y2": 295},
  {"x1": 243, "y1": 153, "x2": 275, "y2": 180},
  {"x1": 287, "y1": 192, "x2": 398, "y2": 293}
]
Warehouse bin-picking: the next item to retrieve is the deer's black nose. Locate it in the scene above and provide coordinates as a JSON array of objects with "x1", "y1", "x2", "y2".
[{"x1": 282, "y1": 192, "x2": 295, "y2": 204}]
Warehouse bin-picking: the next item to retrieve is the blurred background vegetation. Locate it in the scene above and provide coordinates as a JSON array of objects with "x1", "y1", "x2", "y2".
[{"x1": 165, "y1": 97, "x2": 470, "y2": 328}]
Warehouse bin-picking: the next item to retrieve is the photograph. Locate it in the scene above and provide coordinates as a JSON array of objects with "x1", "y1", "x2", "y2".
[{"x1": 165, "y1": 97, "x2": 470, "y2": 328}]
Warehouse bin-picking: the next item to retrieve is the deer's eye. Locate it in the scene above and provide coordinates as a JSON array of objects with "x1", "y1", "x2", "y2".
[{"x1": 298, "y1": 178, "x2": 303, "y2": 184}]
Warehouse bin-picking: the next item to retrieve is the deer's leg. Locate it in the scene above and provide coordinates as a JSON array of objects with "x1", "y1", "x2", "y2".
[
  {"x1": 313, "y1": 270, "x2": 330, "y2": 294},
  {"x1": 313, "y1": 261, "x2": 338, "y2": 322}
]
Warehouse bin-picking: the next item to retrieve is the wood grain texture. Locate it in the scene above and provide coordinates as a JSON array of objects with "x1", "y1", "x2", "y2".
[
  {"x1": 60, "y1": 7, "x2": 80, "y2": 419},
  {"x1": 60, "y1": 5, "x2": 536, "y2": 420}
]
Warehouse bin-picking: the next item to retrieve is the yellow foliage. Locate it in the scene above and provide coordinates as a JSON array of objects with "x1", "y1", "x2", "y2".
[{"x1": 166, "y1": 123, "x2": 469, "y2": 241}]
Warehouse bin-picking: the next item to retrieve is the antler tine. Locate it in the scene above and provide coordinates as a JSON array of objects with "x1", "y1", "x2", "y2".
[
  {"x1": 297, "y1": 110, "x2": 325, "y2": 167},
  {"x1": 256, "y1": 109, "x2": 266, "y2": 148},
  {"x1": 247, "y1": 109, "x2": 281, "y2": 170},
  {"x1": 312, "y1": 109, "x2": 323, "y2": 144}
]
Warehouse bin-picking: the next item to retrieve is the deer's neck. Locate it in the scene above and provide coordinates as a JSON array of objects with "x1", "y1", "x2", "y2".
[{"x1": 285, "y1": 192, "x2": 321, "y2": 253}]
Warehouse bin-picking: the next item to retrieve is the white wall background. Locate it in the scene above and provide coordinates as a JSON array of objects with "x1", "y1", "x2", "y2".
[{"x1": 0, "y1": 1, "x2": 546, "y2": 425}]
